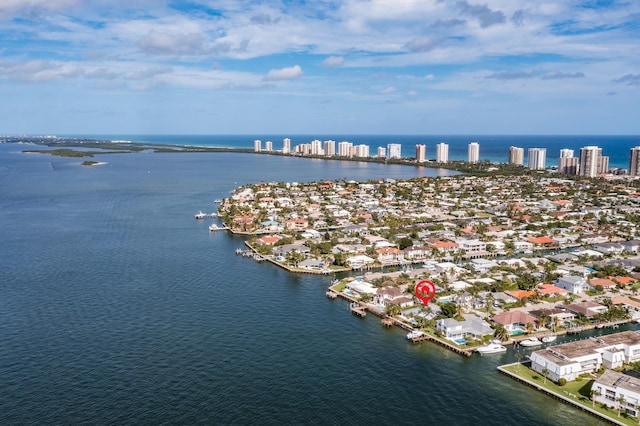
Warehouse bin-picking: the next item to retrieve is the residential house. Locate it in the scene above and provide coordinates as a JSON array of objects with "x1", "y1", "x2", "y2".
[
  {"x1": 554, "y1": 275, "x2": 588, "y2": 294},
  {"x1": 376, "y1": 247, "x2": 404, "y2": 263},
  {"x1": 435, "y1": 317, "x2": 494, "y2": 342},
  {"x1": 491, "y1": 311, "x2": 537, "y2": 335},
  {"x1": 564, "y1": 301, "x2": 608, "y2": 318}
]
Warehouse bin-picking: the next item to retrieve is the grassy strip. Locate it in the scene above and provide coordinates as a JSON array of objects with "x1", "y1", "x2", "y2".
[{"x1": 502, "y1": 363, "x2": 637, "y2": 425}]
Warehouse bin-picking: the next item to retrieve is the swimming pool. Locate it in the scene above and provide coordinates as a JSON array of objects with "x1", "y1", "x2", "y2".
[{"x1": 455, "y1": 338, "x2": 467, "y2": 344}]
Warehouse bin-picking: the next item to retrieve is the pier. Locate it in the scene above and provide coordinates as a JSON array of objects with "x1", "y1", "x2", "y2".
[{"x1": 350, "y1": 302, "x2": 366, "y2": 317}]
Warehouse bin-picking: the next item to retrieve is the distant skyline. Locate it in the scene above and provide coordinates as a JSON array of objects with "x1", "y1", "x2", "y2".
[{"x1": 1, "y1": 1, "x2": 639, "y2": 135}]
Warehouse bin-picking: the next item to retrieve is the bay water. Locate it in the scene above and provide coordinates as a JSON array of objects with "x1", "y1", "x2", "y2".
[{"x1": 0, "y1": 142, "x2": 618, "y2": 425}]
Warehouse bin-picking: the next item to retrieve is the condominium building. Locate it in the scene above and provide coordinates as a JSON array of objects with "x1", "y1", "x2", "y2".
[
  {"x1": 527, "y1": 148, "x2": 546, "y2": 170},
  {"x1": 415, "y1": 144, "x2": 426, "y2": 163},
  {"x1": 282, "y1": 138, "x2": 291, "y2": 154},
  {"x1": 508, "y1": 146, "x2": 524, "y2": 166},
  {"x1": 559, "y1": 157, "x2": 579, "y2": 175},
  {"x1": 310, "y1": 139, "x2": 323, "y2": 156},
  {"x1": 579, "y1": 146, "x2": 602, "y2": 177},
  {"x1": 560, "y1": 148, "x2": 574, "y2": 158},
  {"x1": 338, "y1": 141, "x2": 352, "y2": 157},
  {"x1": 468, "y1": 142, "x2": 479, "y2": 163},
  {"x1": 355, "y1": 144, "x2": 370, "y2": 158},
  {"x1": 630, "y1": 147, "x2": 640, "y2": 177},
  {"x1": 254, "y1": 139, "x2": 261, "y2": 152},
  {"x1": 377, "y1": 147, "x2": 386, "y2": 158},
  {"x1": 387, "y1": 143, "x2": 402, "y2": 160},
  {"x1": 599, "y1": 155, "x2": 610, "y2": 174},
  {"x1": 264, "y1": 141, "x2": 273, "y2": 152},
  {"x1": 324, "y1": 140, "x2": 336, "y2": 156},
  {"x1": 436, "y1": 143, "x2": 449, "y2": 163}
]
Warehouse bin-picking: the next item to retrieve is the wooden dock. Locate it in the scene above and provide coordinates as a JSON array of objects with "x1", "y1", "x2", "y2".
[
  {"x1": 408, "y1": 333, "x2": 473, "y2": 357},
  {"x1": 350, "y1": 302, "x2": 366, "y2": 317}
]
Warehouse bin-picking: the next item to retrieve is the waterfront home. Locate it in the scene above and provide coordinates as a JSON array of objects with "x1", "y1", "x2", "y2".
[
  {"x1": 435, "y1": 316, "x2": 494, "y2": 342},
  {"x1": 491, "y1": 311, "x2": 537, "y2": 334},
  {"x1": 376, "y1": 247, "x2": 404, "y2": 263},
  {"x1": 564, "y1": 301, "x2": 607, "y2": 318},
  {"x1": 592, "y1": 370, "x2": 640, "y2": 418},
  {"x1": 554, "y1": 275, "x2": 588, "y2": 294},
  {"x1": 346, "y1": 254, "x2": 375, "y2": 269},
  {"x1": 346, "y1": 279, "x2": 377, "y2": 295},
  {"x1": 403, "y1": 246, "x2": 431, "y2": 260},
  {"x1": 298, "y1": 258, "x2": 328, "y2": 271},
  {"x1": 530, "y1": 331, "x2": 640, "y2": 382},
  {"x1": 255, "y1": 235, "x2": 282, "y2": 245},
  {"x1": 528, "y1": 308, "x2": 575, "y2": 326},
  {"x1": 271, "y1": 243, "x2": 311, "y2": 258},
  {"x1": 612, "y1": 296, "x2": 640, "y2": 317}
]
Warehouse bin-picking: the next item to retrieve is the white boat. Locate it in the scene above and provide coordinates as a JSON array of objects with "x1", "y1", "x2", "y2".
[
  {"x1": 519, "y1": 337, "x2": 542, "y2": 347},
  {"x1": 475, "y1": 342, "x2": 507, "y2": 354},
  {"x1": 194, "y1": 211, "x2": 207, "y2": 219},
  {"x1": 406, "y1": 330, "x2": 425, "y2": 340},
  {"x1": 209, "y1": 224, "x2": 223, "y2": 232},
  {"x1": 541, "y1": 335, "x2": 557, "y2": 343},
  {"x1": 210, "y1": 212, "x2": 218, "y2": 217},
  {"x1": 214, "y1": 199, "x2": 222, "y2": 203}
]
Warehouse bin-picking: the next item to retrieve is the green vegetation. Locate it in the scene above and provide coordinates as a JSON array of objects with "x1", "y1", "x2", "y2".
[{"x1": 502, "y1": 363, "x2": 638, "y2": 425}]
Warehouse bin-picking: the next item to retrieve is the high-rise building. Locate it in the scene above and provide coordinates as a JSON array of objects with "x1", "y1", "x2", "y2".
[
  {"x1": 415, "y1": 144, "x2": 426, "y2": 163},
  {"x1": 387, "y1": 143, "x2": 402, "y2": 159},
  {"x1": 579, "y1": 146, "x2": 602, "y2": 177},
  {"x1": 338, "y1": 141, "x2": 352, "y2": 157},
  {"x1": 559, "y1": 157, "x2": 578, "y2": 175},
  {"x1": 508, "y1": 146, "x2": 524, "y2": 165},
  {"x1": 377, "y1": 147, "x2": 386, "y2": 158},
  {"x1": 527, "y1": 148, "x2": 546, "y2": 170},
  {"x1": 599, "y1": 156, "x2": 609, "y2": 175},
  {"x1": 468, "y1": 142, "x2": 479, "y2": 163},
  {"x1": 324, "y1": 140, "x2": 335, "y2": 156},
  {"x1": 254, "y1": 139, "x2": 261, "y2": 152},
  {"x1": 630, "y1": 147, "x2": 640, "y2": 177},
  {"x1": 310, "y1": 139, "x2": 323, "y2": 156},
  {"x1": 560, "y1": 148, "x2": 574, "y2": 158},
  {"x1": 355, "y1": 144, "x2": 369, "y2": 158},
  {"x1": 264, "y1": 141, "x2": 273, "y2": 152},
  {"x1": 436, "y1": 143, "x2": 449, "y2": 163},
  {"x1": 282, "y1": 138, "x2": 291, "y2": 154}
]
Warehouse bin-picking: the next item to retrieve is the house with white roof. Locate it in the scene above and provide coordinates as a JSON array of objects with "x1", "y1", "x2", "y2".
[
  {"x1": 435, "y1": 317, "x2": 494, "y2": 342},
  {"x1": 592, "y1": 370, "x2": 640, "y2": 417}
]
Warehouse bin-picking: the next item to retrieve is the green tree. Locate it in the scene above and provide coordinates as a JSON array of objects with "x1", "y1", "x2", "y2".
[{"x1": 440, "y1": 303, "x2": 457, "y2": 318}]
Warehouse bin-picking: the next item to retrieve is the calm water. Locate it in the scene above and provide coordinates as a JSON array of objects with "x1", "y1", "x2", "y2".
[{"x1": 0, "y1": 143, "x2": 611, "y2": 425}]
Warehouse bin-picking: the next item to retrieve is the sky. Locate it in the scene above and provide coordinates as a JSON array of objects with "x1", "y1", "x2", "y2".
[{"x1": 0, "y1": 0, "x2": 639, "y2": 135}]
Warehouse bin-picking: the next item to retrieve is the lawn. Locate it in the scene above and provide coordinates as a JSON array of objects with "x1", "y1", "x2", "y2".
[{"x1": 502, "y1": 363, "x2": 638, "y2": 425}]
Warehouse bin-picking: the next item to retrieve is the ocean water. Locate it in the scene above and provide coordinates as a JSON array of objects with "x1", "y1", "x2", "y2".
[
  {"x1": 0, "y1": 142, "x2": 615, "y2": 425},
  {"x1": 68, "y1": 134, "x2": 640, "y2": 170}
]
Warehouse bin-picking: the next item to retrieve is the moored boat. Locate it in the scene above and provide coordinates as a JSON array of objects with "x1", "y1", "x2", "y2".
[
  {"x1": 406, "y1": 330, "x2": 425, "y2": 340},
  {"x1": 541, "y1": 335, "x2": 557, "y2": 343},
  {"x1": 195, "y1": 211, "x2": 207, "y2": 219},
  {"x1": 519, "y1": 337, "x2": 542, "y2": 347},
  {"x1": 475, "y1": 341, "x2": 507, "y2": 354}
]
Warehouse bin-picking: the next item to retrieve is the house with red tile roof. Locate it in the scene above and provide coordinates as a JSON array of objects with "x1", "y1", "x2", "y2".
[{"x1": 491, "y1": 311, "x2": 537, "y2": 334}]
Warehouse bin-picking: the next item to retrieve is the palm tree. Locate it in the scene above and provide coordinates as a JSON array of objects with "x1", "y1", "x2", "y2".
[
  {"x1": 590, "y1": 388, "x2": 601, "y2": 408},
  {"x1": 617, "y1": 394, "x2": 626, "y2": 417},
  {"x1": 526, "y1": 322, "x2": 535, "y2": 334},
  {"x1": 494, "y1": 324, "x2": 509, "y2": 342},
  {"x1": 515, "y1": 352, "x2": 523, "y2": 364},
  {"x1": 541, "y1": 367, "x2": 549, "y2": 384}
]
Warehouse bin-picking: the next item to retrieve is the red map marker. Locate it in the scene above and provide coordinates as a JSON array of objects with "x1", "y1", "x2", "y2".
[{"x1": 415, "y1": 280, "x2": 436, "y2": 306}]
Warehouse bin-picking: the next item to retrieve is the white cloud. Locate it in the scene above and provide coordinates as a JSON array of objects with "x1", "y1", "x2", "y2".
[
  {"x1": 381, "y1": 86, "x2": 396, "y2": 94},
  {"x1": 264, "y1": 65, "x2": 303, "y2": 81},
  {"x1": 322, "y1": 56, "x2": 345, "y2": 67}
]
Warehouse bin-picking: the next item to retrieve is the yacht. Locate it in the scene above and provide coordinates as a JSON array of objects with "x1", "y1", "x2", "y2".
[
  {"x1": 209, "y1": 224, "x2": 221, "y2": 232},
  {"x1": 519, "y1": 337, "x2": 542, "y2": 347},
  {"x1": 541, "y1": 335, "x2": 557, "y2": 343},
  {"x1": 475, "y1": 341, "x2": 507, "y2": 354},
  {"x1": 194, "y1": 211, "x2": 207, "y2": 219},
  {"x1": 406, "y1": 330, "x2": 426, "y2": 340}
]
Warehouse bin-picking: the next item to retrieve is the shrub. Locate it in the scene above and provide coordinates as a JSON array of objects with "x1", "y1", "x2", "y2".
[
  {"x1": 558, "y1": 378, "x2": 567, "y2": 386},
  {"x1": 576, "y1": 376, "x2": 583, "y2": 381}
]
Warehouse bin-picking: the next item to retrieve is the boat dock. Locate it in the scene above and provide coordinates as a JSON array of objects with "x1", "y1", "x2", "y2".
[
  {"x1": 235, "y1": 248, "x2": 266, "y2": 262},
  {"x1": 328, "y1": 281, "x2": 472, "y2": 357}
]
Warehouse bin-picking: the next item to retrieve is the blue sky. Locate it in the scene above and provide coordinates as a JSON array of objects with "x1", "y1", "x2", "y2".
[{"x1": 0, "y1": 0, "x2": 638, "y2": 135}]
